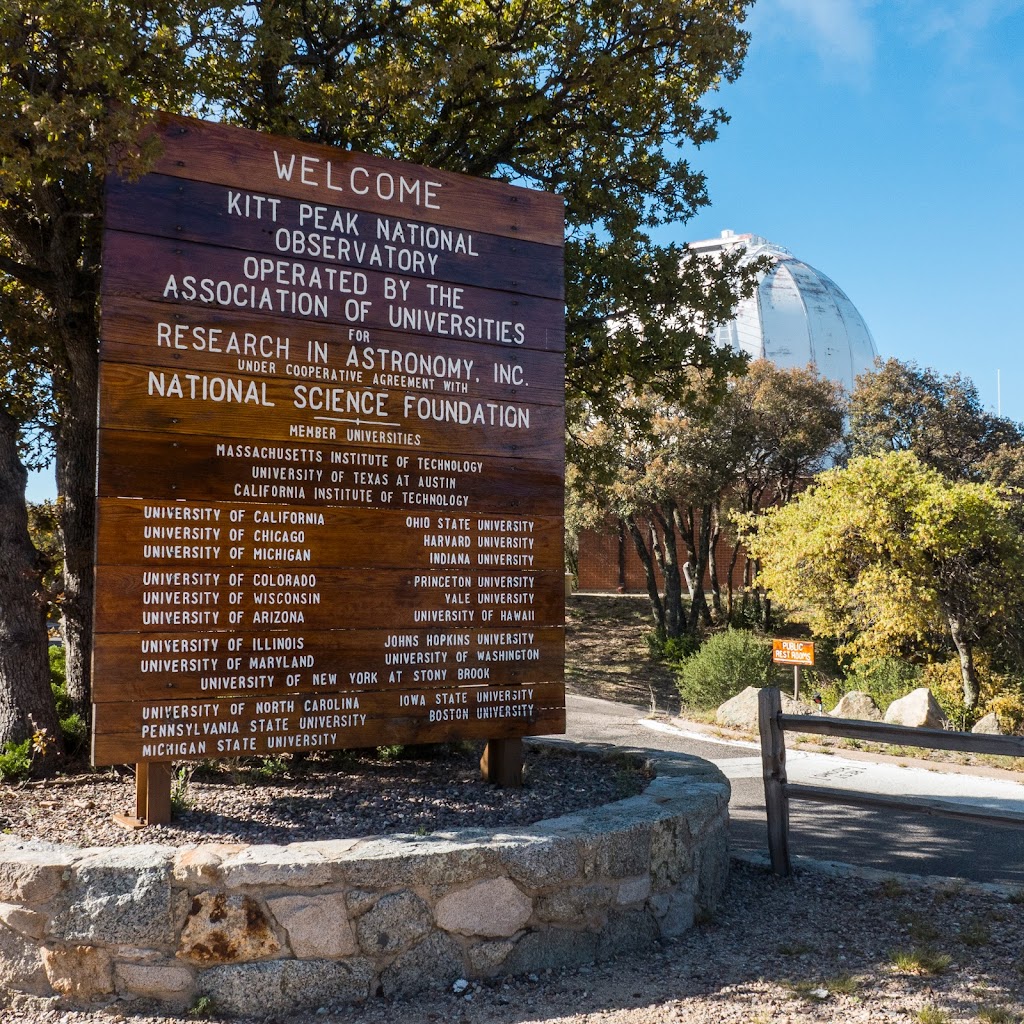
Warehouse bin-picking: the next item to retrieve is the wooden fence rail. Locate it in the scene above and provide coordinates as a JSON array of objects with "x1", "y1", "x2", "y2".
[{"x1": 757, "y1": 687, "x2": 1024, "y2": 877}]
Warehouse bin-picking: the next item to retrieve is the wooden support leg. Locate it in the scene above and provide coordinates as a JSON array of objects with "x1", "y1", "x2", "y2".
[
  {"x1": 758, "y1": 687, "x2": 792, "y2": 877},
  {"x1": 114, "y1": 762, "x2": 174, "y2": 829},
  {"x1": 480, "y1": 738, "x2": 523, "y2": 787}
]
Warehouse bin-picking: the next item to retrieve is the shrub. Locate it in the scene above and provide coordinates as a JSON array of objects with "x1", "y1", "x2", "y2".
[
  {"x1": 646, "y1": 629, "x2": 699, "y2": 665},
  {"x1": 844, "y1": 657, "x2": 921, "y2": 714},
  {"x1": 0, "y1": 739, "x2": 33, "y2": 782},
  {"x1": 49, "y1": 644, "x2": 87, "y2": 755},
  {"x1": 676, "y1": 629, "x2": 772, "y2": 710}
]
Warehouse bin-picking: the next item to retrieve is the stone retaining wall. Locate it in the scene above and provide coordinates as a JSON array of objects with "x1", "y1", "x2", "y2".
[{"x1": 0, "y1": 743, "x2": 730, "y2": 1016}]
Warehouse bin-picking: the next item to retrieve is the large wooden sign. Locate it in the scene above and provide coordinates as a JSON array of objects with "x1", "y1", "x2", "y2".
[{"x1": 93, "y1": 113, "x2": 566, "y2": 767}]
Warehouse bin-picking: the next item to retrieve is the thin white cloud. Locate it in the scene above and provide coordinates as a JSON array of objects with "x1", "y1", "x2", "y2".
[{"x1": 752, "y1": 0, "x2": 878, "y2": 68}]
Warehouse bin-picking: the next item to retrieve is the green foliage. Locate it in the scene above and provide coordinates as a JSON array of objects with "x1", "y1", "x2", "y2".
[
  {"x1": 889, "y1": 947, "x2": 953, "y2": 976},
  {"x1": 676, "y1": 629, "x2": 772, "y2": 710},
  {"x1": 915, "y1": 1006, "x2": 952, "y2": 1024},
  {"x1": 976, "y1": 1006, "x2": 1018, "y2": 1024},
  {"x1": 49, "y1": 645, "x2": 86, "y2": 754},
  {"x1": 253, "y1": 756, "x2": 290, "y2": 780},
  {"x1": 170, "y1": 765, "x2": 195, "y2": 814},
  {"x1": 2, "y1": 0, "x2": 761, "y2": 721},
  {"x1": 850, "y1": 358, "x2": 1023, "y2": 483},
  {"x1": 843, "y1": 658, "x2": 922, "y2": 714},
  {"x1": 187, "y1": 994, "x2": 216, "y2": 1018},
  {"x1": 646, "y1": 630, "x2": 699, "y2": 664},
  {"x1": 0, "y1": 739, "x2": 33, "y2": 782}
]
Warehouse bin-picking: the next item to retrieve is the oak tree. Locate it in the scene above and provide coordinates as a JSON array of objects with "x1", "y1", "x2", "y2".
[{"x1": 1, "y1": 0, "x2": 758, "y2": 725}]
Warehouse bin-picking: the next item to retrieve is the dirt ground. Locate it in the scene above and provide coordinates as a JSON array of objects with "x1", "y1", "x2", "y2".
[
  {"x1": 8, "y1": 594, "x2": 1024, "y2": 1024},
  {"x1": 564, "y1": 593, "x2": 680, "y2": 716}
]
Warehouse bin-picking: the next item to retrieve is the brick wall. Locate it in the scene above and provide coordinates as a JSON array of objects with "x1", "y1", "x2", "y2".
[{"x1": 577, "y1": 517, "x2": 750, "y2": 594}]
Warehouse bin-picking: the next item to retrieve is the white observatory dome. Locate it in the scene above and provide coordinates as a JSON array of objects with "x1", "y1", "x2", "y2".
[{"x1": 689, "y1": 231, "x2": 878, "y2": 393}]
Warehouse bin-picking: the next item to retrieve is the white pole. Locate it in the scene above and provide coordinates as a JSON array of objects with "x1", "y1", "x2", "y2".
[{"x1": 997, "y1": 369, "x2": 1002, "y2": 416}]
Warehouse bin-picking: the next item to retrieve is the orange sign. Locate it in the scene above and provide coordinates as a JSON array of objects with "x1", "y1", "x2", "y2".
[{"x1": 772, "y1": 639, "x2": 815, "y2": 666}]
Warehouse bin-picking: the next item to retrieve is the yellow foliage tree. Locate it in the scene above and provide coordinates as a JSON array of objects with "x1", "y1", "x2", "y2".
[{"x1": 745, "y1": 451, "x2": 1024, "y2": 709}]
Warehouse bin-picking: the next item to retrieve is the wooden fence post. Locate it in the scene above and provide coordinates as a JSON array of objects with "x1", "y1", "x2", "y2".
[{"x1": 758, "y1": 687, "x2": 792, "y2": 877}]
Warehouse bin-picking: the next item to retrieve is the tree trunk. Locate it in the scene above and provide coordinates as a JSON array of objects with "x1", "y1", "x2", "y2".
[
  {"x1": 726, "y1": 540, "x2": 742, "y2": 622},
  {"x1": 0, "y1": 410, "x2": 63, "y2": 767},
  {"x1": 652, "y1": 506, "x2": 684, "y2": 639},
  {"x1": 54, "y1": 312, "x2": 100, "y2": 720},
  {"x1": 947, "y1": 613, "x2": 981, "y2": 710},
  {"x1": 625, "y1": 518, "x2": 664, "y2": 635},
  {"x1": 708, "y1": 504, "x2": 723, "y2": 622},
  {"x1": 686, "y1": 503, "x2": 713, "y2": 634}
]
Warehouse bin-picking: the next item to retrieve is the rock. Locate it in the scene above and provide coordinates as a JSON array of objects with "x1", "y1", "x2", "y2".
[
  {"x1": 0, "y1": 843, "x2": 74, "y2": 903},
  {"x1": 379, "y1": 931, "x2": 464, "y2": 997},
  {"x1": 50, "y1": 847, "x2": 181, "y2": 948},
  {"x1": 219, "y1": 845, "x2": 332, "y2": 888},
  {"x1": 115, "y1": 961, "x2": 195, "y2": 1002},
  {"x1": 267, "y1": 892, "x2": 357, "y2": 958},
  {"x1": 501, "y1": 927, "x2": 598, "y2": 976},
  {"x1": 535, "y1": 885, "x2": 612, "y2": 927},
  {"x1": 172, "y1": 845, "x2": 245, "y2": 888},
  {"x1": 434, "y1": 878, "x2": 532, "y2": 938},
  {"x1": 972, "y1": 712, "x2": 1003, "y2": 735},
  {"x1": 41, "y1": 944, "x2": 114, "y2": 1001},
  {"x1": 0, "y1": 901, "x2": 47, "y2": 940},
  {"x1": 616, "y1": 875, "x2": 651, "y2": 905},
  {"x1": 716, "y1": 686, "x2": 814, "y2": 732},
  {"x1": 0, "y1": 918, "x2": 49, "y2": 994},
  {"x1": 831, "y1": 691, "x2": 882, "y2": 721},
  {"x1": 656, "y1": 890, "x2": 695, "y2": 938},
  {"x1": 198, "y1": 958, "x2": 374, "y2": 1016},
  {"x1": 466, "y1": 939, "x2": 515, "y2": 975},
  {"x1": 495, "y1": 834, "x2": 582, "y2": 888},
  {"x1": 355, "y1": 890, "x2": 431, "y2": 955},
  {"x1": 178, "y1": 892, "x2": 281, "y2": 964},
  {"x1": 597, "y1": 907, "x2": 659, "y2": 960},
  {"x1": 883, "y1": 688, "x2": 948, "y2": 729}
]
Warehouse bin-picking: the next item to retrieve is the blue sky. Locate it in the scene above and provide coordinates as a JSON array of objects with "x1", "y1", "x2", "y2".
[
  {"x1": 665, "y1": 0, "x2": 1024, "y2": 424},
  {"x1": 23, "y1": 1, "x2": 1024, "y2": 502}
]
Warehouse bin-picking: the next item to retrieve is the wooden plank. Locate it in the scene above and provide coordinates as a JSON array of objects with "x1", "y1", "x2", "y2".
[
  {"x1": 105, "y1": 173, "x2": 564, "y2": 301},
  {"x1": 94, "y1": 113, "x2": 566, "y2": 772},
  {"x1": 99, "y1": 297, "x2": 565, "y2": 404},
  {"x1": 758, "y1": 687, "x2": 792, "y2": 877},
  {"x1": 96, "y1": 428, "x2": 564, "y2": 513},
  {"x1": 101, "y1": 231, "x2": 566, "y2": 352},
  {"x1": 141, "y1": 112, "x2": 565, "y2": 247},
  {"x1": 93, "y1": 565, "x2": 565, "y2": 634},
  {"x1": 95, "y1": 499, "x2": 562, "y2": 572},
  {"x1": 97, "y1": 361, "x2": 564, "y2": 461},
  {"x1": 92, "y1": 625, "x2": 565, "y2": 703},
  {"x1": 92, "y1": 694, "x2": 566, "y2": 765},
  {"x1": 784, "y1": 783, "x2": 1024, "y2": 830},
  {"x1": 480, "y1": 738, "x2": 523, "y2": 787},
  {"x1": 778, "y1": 714, "x2": 1024, "y2": 758}
]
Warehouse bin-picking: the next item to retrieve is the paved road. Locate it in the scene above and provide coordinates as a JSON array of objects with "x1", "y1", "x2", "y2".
[{"x1": 565, "y1": 693, "x2": 1024, "y2": 887}]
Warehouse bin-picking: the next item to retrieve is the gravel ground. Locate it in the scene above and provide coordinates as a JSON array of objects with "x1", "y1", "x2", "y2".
[
  {"x1": 0, "y1": 744, "x2": 648, "y2": 847},
  {"x1": 6, "y1": 861, "x2": 1024, "y2": 1024}
]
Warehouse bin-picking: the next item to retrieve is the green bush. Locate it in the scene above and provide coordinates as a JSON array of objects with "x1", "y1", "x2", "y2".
[
  {"x1": 0, "y1": 739, "x2": 33, "y2": 782},
  {"x1": 48, "y1": 644, "x2": 87, "y2": 754},
  {"x1": 843, "y1": 658, "x2": 921, "y2": 714},
  {"x1": 676, "y1": 629, "x2": 773, "y2": 710},
  {"x1": 646, "y1": 629, "x2": 700, "y2": 665}
]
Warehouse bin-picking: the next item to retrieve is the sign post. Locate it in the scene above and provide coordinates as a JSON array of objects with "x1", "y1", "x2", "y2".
[
  {"x1": 771, "y1": 639, "x2": 815, "y2": 701},
  {"x1": 93, "y1": 114, "x2": 566, "y2": 822}
]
